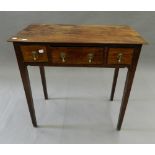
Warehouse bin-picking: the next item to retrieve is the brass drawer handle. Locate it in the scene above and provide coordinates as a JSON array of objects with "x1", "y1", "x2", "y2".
[
  {"x1": 60, "y1": 52, "x2": 66, "y2": 63},
  {"x1": 117, "y1": 53, "x2": 123, "y2": 63},
  {"x1": 88, "y1": 53, "x2": 94, "y2": 63},
  {"x1": 32, "y1": 51, "x2": 38, "y2": 61},
  {"x1": 32, "y1": 49, "x2": 45, "y2": 61}
]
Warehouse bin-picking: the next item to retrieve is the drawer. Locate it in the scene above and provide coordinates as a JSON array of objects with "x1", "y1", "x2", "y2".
[
  {"x1": 20, "y1": 45, "x2": 48, "y2": 62},
  {"x1": 50, "y1": 47, "x2": 104, "y2": 65},
  {"x1": 108, "y1": 48, "x2": 134, "y2": 65}
]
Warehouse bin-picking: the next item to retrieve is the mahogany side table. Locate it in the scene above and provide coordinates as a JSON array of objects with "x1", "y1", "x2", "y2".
[{"x1": 8, "y1": 24, "x2": 147, "y2": 130}]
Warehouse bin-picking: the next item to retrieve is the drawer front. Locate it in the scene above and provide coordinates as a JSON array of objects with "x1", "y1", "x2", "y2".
[
  {"x1": 108, "y1": 48, "x2": 134, "y2": 65},
  {"x1": 50, "y1": 47, "x2": 104, "y2": 65},
  {"x1": 21, "y1": 45, "x2": 48, "y2": 62}
]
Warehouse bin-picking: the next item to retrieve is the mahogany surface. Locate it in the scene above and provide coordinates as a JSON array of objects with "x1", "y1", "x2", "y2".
[{"x1": 8, "y1": 24, "x2": 147, "y2": 44}]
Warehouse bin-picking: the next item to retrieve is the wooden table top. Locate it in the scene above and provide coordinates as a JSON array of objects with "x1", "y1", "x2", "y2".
[{"x1": 8, "y1": 24, "x2": 147, "y2": 44}]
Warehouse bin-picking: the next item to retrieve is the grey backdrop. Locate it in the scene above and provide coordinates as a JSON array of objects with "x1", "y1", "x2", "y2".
[{"x1": 0, "y1": 12, "x2": 155, "y2": 143}]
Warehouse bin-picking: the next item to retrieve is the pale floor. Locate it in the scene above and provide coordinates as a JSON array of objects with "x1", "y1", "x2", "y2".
[{"x1": 0, "y1": 56, "x2": 155, "y2": 143}]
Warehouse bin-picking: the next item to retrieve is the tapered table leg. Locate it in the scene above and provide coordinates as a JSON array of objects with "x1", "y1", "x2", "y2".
[
  {"x1": 110, "y1": 67, "x2": 119, "y2": 101},
  {"x1": 117, "y1": 68, "x2": 135, "y2": 130},
  {"x1": 39, "y1": 66, "x2": 48, "y2": 100},
  {"x1": 18, "y1": 66, "x2": 37, "y2": 127},
  {"x1": 14, "y1": 43, "x2": 37, "y2": 127},
  {"x1": 117, "y1": 46, "x2": 142, "y2": 130}
]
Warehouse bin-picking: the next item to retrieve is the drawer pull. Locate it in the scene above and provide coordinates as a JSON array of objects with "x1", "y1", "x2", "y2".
[
  {"x1": 32, "y1": 51, "x2": 38, "y2": 61},
  {"x1": 117, "y1": 53, "x2": 123, "y2": 63},
  {"x1": 88, "y1": 53, "x2": 94, "y2": 63},
  {"x1": 60, "y1": 52, "x2": 66, "y2": 63}
]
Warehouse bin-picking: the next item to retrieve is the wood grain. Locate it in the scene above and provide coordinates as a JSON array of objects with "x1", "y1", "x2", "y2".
[
  {"x1": 21, "y1": 45, "x2": 48, "y2": 62},
  {"x1": 8, "y1": 24, "x2": 147, "y2": 44},
  {"x1": 108, "y1": 48, "x2": 134, "y2": 65},
  {"x1": 50, "y1": 47, "x2": 104, "y2": 65}
]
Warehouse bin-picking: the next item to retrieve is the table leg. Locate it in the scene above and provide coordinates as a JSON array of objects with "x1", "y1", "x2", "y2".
[
  {"x1": 14, "y1": 43, "x2": 37, "y2": 127},
  {"x1": 39, "y1": 66, "x2": 48, "y2": 100},
  {"x1": 117, "y1": 68, "x2": 136, "y2": 130},
  {"x1": 110, "y1": 67, "x2": 119, "y2": 101},
  {"x1": 18, "y1": 66, "x2": 37, "y2": 127},
  {"x1": 116, "y1": 46, "x2": 142, "y2": 130}
]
